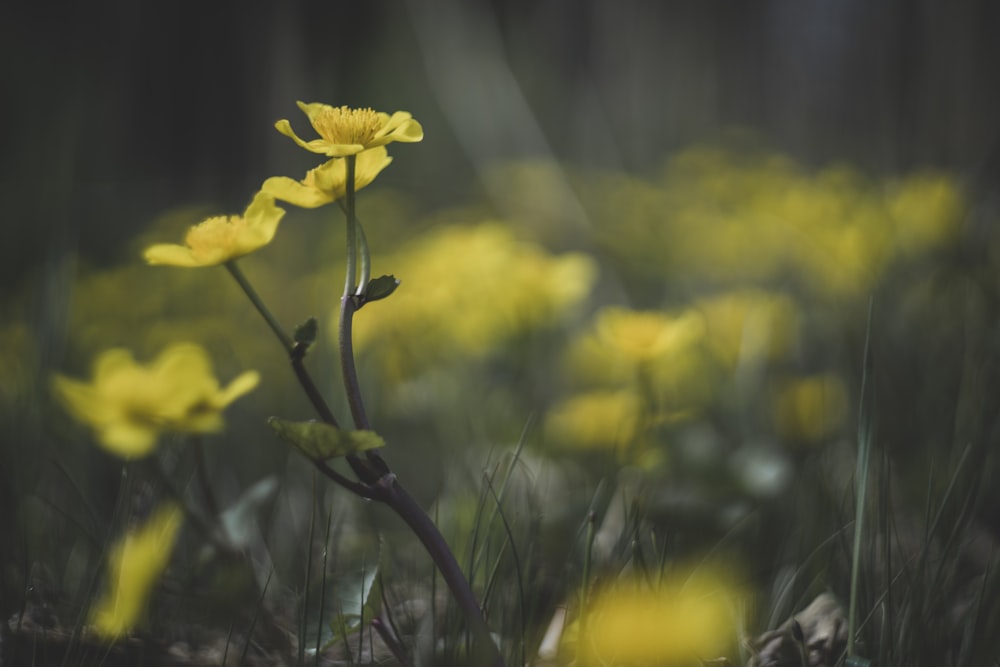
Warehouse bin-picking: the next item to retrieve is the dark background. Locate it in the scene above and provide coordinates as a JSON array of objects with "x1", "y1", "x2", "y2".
[{"x1": 3, "y1": 0, "x2": 999, "y2": 287}]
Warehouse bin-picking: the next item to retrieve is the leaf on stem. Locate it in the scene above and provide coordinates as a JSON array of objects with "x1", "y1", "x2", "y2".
[
  {"x1": 268, "y1": 417, "x2": 385, "y2": 460},
  {"x1": 364, "y1": 275, "x2": 400, "y2": 303},
  {"x1": 294, "y1": 317, "x2": 319, "y2": 346}
]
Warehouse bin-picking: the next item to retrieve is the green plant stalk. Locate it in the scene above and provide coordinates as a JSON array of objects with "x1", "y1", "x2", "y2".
[
  {"x1": 344, "y1": 155, "x2": 358, "y2": 296},
  {"x1": 225, "y1": 260, "x2": 294, "y2": 352},
  {"x1": 332, "y1": 152, "x2": 503, "y2": 665},
  {"x1": 848, "y1": 299, "x2": 875, "y2": 657},
  {"x1": 375, "y1": 475, "x2": 504, "y2": 667}
]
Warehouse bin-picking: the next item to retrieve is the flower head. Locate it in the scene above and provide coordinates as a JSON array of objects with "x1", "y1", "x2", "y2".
[
  {"x1": 261, "y1": 147, "x2": 393, "y2": 209},
  {"x1": 275, "y1": 102, "x2": 423, "y2": 157},
  {"x1": 53, "y1": 343, "x2": 259, "y2": 458},
  {"x1": 90, "y1": 503, "x2": 183, "y2": 639},
  {"x1": 595, "y1": 306, "x2": 705, "y2": 365},
  {"x1": 143, "y1": 192, "x2": 285, "y2": 267}
]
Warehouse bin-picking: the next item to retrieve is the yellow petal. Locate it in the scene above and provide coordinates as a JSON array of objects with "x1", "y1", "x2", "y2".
[
  {"x1": 91, "y1": 504, "x2": 183, "y2": 639},
  {"x1": 214, "y1": 370, "x2": 261, "y2": 408},
  {"x1": 143, "y1": 243, "x2": 205, "y2": 267},
  {"x1": 260, "y1": 176, "x2": 333, "y2": 209},
  {"x1": 99, "y1": 421, "x2": 161, "y2": 459}
]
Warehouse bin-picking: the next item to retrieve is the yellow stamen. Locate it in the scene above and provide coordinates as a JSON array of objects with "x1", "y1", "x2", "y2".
[{"x1": 311, "y1": 106, "x2": 382, "y2": 145}]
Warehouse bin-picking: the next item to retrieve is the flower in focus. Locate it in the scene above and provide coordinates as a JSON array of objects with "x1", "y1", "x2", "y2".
[
  {"x1": 275, "y1": 102, "x2": 423, "y2": 157},
  {"x1": 143, "y1": 192, "x2": 285, "y2": 267},
  {"x1": 90, "y1": 503, "x2": 183, "y2": 639},
  {"x1": 53, "y1": 343, "x2": 259, "y2": 458},
  {"x1": 261, "y1": 146, "x2": 393, "y2": 209},
  {"x1": 579, "y1": 570, "x2": 737, "y2": 665}
]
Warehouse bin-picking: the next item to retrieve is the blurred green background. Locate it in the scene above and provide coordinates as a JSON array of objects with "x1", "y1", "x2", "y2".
[{"x1": 3, "y1": 1, "x2": 1000, "y2": 664}]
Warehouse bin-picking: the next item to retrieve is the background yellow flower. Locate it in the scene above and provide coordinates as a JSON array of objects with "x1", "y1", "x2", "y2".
[
  {"x1": 53, "y1": 343, "x2": 259, "y2": 458},
  {"x1": 275, "y1": 102, "x2": 423, "y2": 157},
  {"x1": 261, "y1": 147, "x2": 393, "y2": 208},
  {"x1": 143, "y1": 192, "x2": 285, "y2": 267},
  {"x1": 90, "y1": 503, "x2": 183, "y2": 639}
]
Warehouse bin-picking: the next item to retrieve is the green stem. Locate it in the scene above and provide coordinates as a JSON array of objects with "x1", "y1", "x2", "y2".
[
  {"x1": 344, "y1": 155, "x2": 358, "y2": 295},
  {"x1": 225, "y1": 261, "x2": 294, "y2": 352}
]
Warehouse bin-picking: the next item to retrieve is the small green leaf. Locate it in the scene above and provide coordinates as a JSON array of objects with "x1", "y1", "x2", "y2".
[
  {"x1": 293, "y1": 316, "x2": 319, "y2": 345},
  {"x1": 364, "y1": 275, "x2": 400, "y2": 303},
  {"x1": 267, "y1": 417, "x2": 385, "y2": 460}
]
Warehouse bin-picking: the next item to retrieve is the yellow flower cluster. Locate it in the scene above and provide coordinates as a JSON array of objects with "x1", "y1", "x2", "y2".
[
  {"x1": 546, "y1": 305, "x2": 710, "y2": 460},
  {"x1": 53, "y1": 343, "x2": 259, "y2": 458},
  {"x1": 350, "y1": 222, "x2": 596, "y2": 381},
  {"x1": 142, "y1": 102, "x2": 421, "y2": 267},
  {"x1": 582, "y1": 147, "x2": 962, "y2": 297}
]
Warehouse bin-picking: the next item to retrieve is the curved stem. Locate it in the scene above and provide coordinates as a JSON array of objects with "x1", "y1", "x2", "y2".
[
  {"x1": 376, "y1": 475, "x2": 504, "y2": 667},
  {"x1": 225, "y1": 261, "x2": 293, "y2": 352},
  {"x1": 339, "y1": 295, "x2": 370, "y2": 430}
]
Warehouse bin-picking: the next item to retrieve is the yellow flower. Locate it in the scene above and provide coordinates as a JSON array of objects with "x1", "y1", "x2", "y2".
[
  {"x1": 275, "y1": 102, "x2": 423, "y2": 157},
  {"x1": 90, "y1": 503, "x2": 183, "y2": 639},
  {"x1": 595, "y1": 306, "x2": 705, "y2": 365},
  {"x1": 579, "y1": 571, "x2": 736, "y2": 665},
  {"x1": 261, "y1": 146, "x2": 393, "y2": 208},
  {"x1": 53, "y1": 343, "x2": 259, "y2": 458},
  {"x1": 544, "y1": 389, "x2": 642, "y2": 452},
  {"x1": 143, "y1": 192, "x2": 285, "y2": 267},
  {"x1": 772, "y1": 373, "x2": 848, "y2": 442}
]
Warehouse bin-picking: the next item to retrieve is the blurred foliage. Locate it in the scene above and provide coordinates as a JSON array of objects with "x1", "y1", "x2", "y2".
[{"x1": 3, "y1": 139, "x2": 997, "y2": 665}]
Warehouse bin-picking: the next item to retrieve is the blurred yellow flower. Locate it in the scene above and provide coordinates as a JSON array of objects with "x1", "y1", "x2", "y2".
[
  {"x1": 351, "y1": 223, "x2": 596, "y2": 381},
  {"x1": 695, "y1": 289, "x2": 799, "y2": 369},
  {"x1": 53, "y1": 343, "x2": 259, "y2": 458},
  {"x1": 596, "y1": 306, "x2": 705, "y2": 365},
  {"x1": 772, "y1": 373, "x2": 848, "y2": 442},
  {"x1": 275, "y1": 102, "x2": 423, "y2": 157},
  {"x1": 143, "y1": 192, "x2": 285, "y2": 267},
  {"x1": 261, "y1": 147, "x2": 393, "y2": 209},
  {"x1": 544, "y1": 389, "x2": 642, "y2": 452},
  {"x1": 579, "y1": 571, "x2": 736, "y2": 665},
  {"x1": 90, "y1": 503, "x2": 183, "y2": 639}
]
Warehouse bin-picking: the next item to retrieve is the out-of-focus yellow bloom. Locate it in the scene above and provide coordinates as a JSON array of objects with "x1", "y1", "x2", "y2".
[
  {"x1": 261, "y1": 147, "x2": 393, "y2": 208},
  {"x1": 143, "y1": 192, "x2": 285, "y2": 267},
  {"x1": 579, "y1": 570, "x2": 736, "y2": 665},
  {"x1": 90, "y1": 503, "x2": 183, "y2": 639},
  {"x1": 888, "y1": 172, "x2": 963, "y2": 255},
  {"x1": 275, "y1": 102, "x2": 423, "y2": 157},
  {"x1": 544, "y1": 389, "x2": 642, "y2": 452},
  {"x1": 351, "y1": 223, "x2": 596, "y2": 381},
  {"x1": 582, "y1": 147, "x2": 963, "y2": 299},
  {"x1": 53, "y1": 343, "x2": 259, "y2": 458},
  {"x1": 596, "y1": 307, "x2": 705, "y2": 365},
  {"x1": 772, "y1": 373, "x2": 848, "y2": 442},
  {"x1": 695, "y1": 289, "x2": 799, "y2": 369}
]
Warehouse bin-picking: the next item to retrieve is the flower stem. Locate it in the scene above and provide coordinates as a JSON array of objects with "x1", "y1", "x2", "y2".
[
  {"x1": 344, "y1": 155, "x2": 358, "y2": 295},
  {"x1": 225, "y1": 260, "x2": 294, "y2": 352},
  {"x1": 376, "y1": 476, "x2": 504, "y2": 667}
]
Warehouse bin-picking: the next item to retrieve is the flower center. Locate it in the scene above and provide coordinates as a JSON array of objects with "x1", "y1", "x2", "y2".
[
  {"x1": 185, "y1": 216, "x2": 246, "y2": 257},
  {"x1": 312, "y1": 106, "x2": 382, "y2": 146}
]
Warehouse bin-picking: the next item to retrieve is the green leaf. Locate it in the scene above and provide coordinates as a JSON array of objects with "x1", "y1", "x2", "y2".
[
  {"x1": 219, "y1": 476, "x2": 279, "y2": 548},
  {"x1": 267, "y1": 417, "x2": 385, "y2": 460},
  {"x1": 293, "y1": 316, "x2": 319, "y2": 345},
  {"x1": 327, "y1": 556, "x2": 382, "y2": 648},
  {"x1": 364, "y1": 274, "x2": 400, "y2": 303}
]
